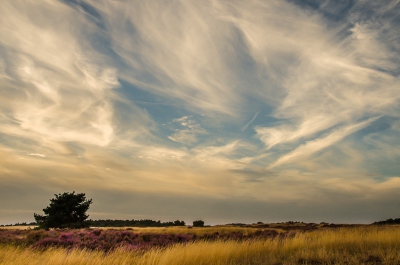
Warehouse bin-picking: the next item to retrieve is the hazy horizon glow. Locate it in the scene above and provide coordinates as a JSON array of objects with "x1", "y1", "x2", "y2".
[{"x1": 1, "y1": 0, "x2": 400, "y2": 225}]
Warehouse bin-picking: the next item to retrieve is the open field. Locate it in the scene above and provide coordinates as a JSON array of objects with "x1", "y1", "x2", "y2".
[
  {"x1": 0, "y1": 226, "x2": 38, "y2": 230},
  {"x1": 1, "y1": 225, "x2": 400, "y2": 264},
  {"x1": 96, "y1": 225, "x2": 287, "y2": 235}
]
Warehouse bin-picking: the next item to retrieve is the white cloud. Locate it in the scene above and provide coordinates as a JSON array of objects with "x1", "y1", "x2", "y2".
[
  {"x1": 27, "y1": 153, "x2": 45, "y2": 158},
  {"x1": 0, "y1": 0, "x2": 124, "y2": 147},
  {"x1": 86, "y1": 0, "x2": 249, "y2": 115},
  {"x1": 168, "y1": 116, "x2": 208, "y2": 145},
  {"x1": 250, "y1": 9, "x2": 399, "y2": 173},
  {"x1": 268, "y1": 117, "x2": 380, "y2": 169}
]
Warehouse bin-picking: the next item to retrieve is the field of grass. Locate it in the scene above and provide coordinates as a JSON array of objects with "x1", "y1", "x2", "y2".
[
  {"x1": 0, "y1": 226, "x2": 37, "y2": 230},
  {"x1": 103, "y1": 225, "x2": 286, "y2": 235},
  {"x1": 1, "y1": 226, "x2": 400, "y2": 264}
]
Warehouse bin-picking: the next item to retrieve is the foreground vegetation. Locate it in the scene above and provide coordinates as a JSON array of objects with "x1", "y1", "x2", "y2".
[
  {"x1": 0, "y1": 226, "x2": 279, "y2": 252},
  {"x1": 1, "y1": 226, "x2": 400, "y2": 264}
]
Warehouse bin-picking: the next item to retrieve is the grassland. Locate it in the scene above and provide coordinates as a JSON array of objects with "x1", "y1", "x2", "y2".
[
  {"x1": 1, "y1": 226, "x2": 400, "y2": 264},
  {"x1": 101, "y1": 225, "x2": 287, "y2": 235}
]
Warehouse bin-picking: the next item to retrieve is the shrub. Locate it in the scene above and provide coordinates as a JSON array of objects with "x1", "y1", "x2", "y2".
[{"x1": 193, "y1": 220, "x2": 204, "y2": 227}]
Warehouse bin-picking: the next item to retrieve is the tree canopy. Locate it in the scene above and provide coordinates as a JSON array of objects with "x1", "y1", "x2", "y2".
[
  {"x1": 193, "y1": 220, "x2": 205, "y2": 227},
  {"x1": 34, "y1": 191, "x2": 92, "y2": 229}
]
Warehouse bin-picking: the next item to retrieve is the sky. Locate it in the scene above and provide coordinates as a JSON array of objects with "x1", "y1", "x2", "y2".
[{"x1": 0, "y1": 0, "x2": 400, "y2": 225}]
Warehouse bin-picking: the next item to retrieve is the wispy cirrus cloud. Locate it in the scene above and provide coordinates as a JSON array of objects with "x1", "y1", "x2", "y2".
[
  {"x1": 267, "y1": 117, "x2": 379, "y2": 169},
  {"x1": 0, "y1": 0, "x2": 119, "y2": 147},
  {"x1": 245, "y1": 0, "x2": 400, "y2": 174},
  {"x1": 85, "y1": 0, "x2": 253, "y2": 116},
  {"x1": 1, "y1": 0, "x2": 400, "y2": 224},
  {"x1": 0, "y1": 0, "x2": 158, "y2": 155}
]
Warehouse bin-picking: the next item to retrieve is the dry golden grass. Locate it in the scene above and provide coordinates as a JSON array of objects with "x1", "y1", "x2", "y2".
[
  {"x1": 0, "y1": 226, "x2": 37, "y2": 230},
  {"x1": 1, "y1": 226, "x2": 400, "y2": 265}
]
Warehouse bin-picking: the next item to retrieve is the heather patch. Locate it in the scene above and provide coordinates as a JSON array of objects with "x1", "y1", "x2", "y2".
[{"x1": 0, "y1": 227, "x2": 279, "y2": 252}]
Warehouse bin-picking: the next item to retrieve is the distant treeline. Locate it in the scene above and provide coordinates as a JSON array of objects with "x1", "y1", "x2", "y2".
[
  {"x1": 373, "y1": 218, "x2": 400, "y2": 225},
  {"x1": 0, "y1": 222, "x2": 36, "y2": 227},
  {"x1": 88, "y1": 219, "x2": 186, "y2": 227}
]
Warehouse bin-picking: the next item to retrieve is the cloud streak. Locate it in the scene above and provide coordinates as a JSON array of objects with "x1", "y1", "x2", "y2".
[
  {"x1": 27, "y1": 153, "x2": 46, "y2": 158},
  {"x1": 268, "y1": 117, "x2": 380, "y2": 169}
]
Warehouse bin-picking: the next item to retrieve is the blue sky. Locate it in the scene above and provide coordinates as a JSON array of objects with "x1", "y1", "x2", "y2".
[{"x1": 1, "y1": 0, "x2": 400, "y2": 225}]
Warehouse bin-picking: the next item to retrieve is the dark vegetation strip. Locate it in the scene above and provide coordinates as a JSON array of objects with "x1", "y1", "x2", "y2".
[
  {"x1": 88, "y1": 219, "x2": 186, "y2": 227},
  {"x1": 2, "y1": 219, "x2": 186, "y2": 228},
  {"x1": 373, "y1": 217, "x2": 400, "y2": 225}
]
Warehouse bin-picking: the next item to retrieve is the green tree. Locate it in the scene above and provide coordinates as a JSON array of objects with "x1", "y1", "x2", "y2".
[
  {"x1": 193, "y1": 220, "x2": 204, "y2": 227},
  {"x1": 34, "y1": 192, "x2": 92, "y2": 229},
  {"x1": 174, "y1": 220, "x2": 186, "y2": 226}
]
